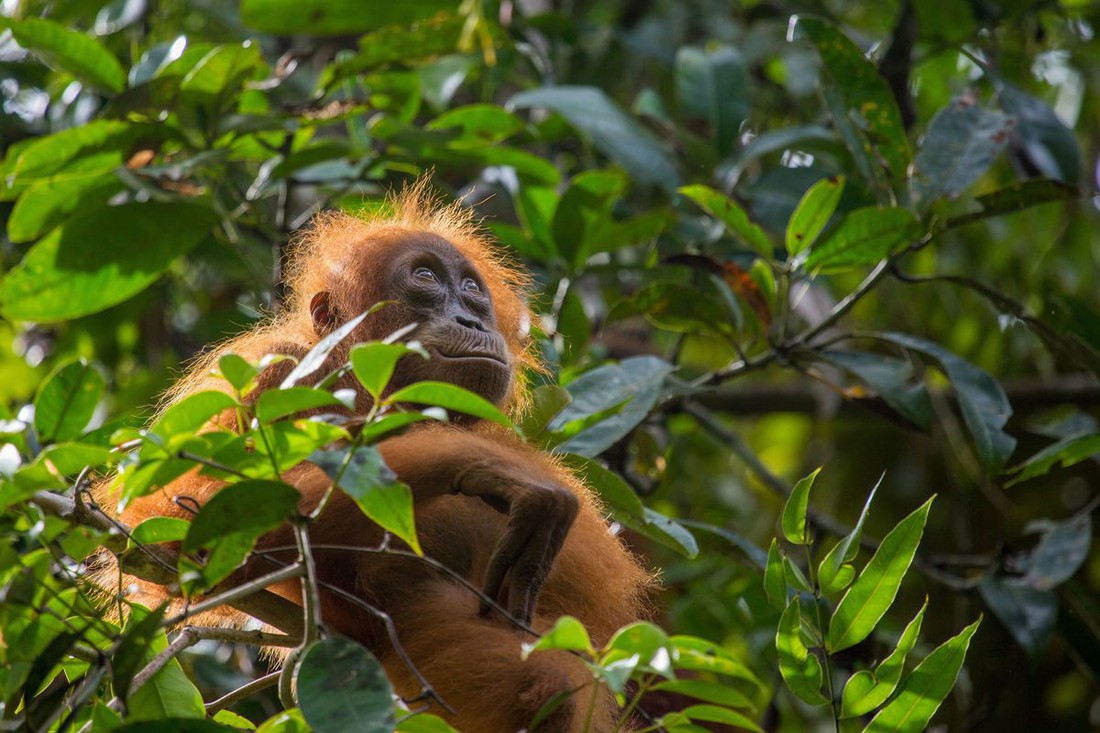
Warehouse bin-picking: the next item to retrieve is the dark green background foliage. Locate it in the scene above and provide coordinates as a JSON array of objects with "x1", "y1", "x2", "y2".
[{"x1": 1, "y1": 0, "x2": 1099, "y2": 731}]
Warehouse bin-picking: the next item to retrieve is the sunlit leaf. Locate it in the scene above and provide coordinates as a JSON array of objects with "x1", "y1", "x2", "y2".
[
  {"x1": 804, "y1": 207, "x2": 919, "y2": 271},
  {"x1": 828, "y1": 497, "x2": 933, "y2": 652},
  {"x1": 764, "y1": 539, "x2": 787, "y2": 609},
  {"x1": 863, "y1": 618, "x2": 981, "y2": 733},
  {"x1": 522, "y1": 616, "x2": 594, "y2": 657},
  {"x1": 786, "y1": 176, "x2": 844, "y2": 256},
  {"x1": 2, "y1": 17, "x2": 126, "y2": 92},
  {"x1": 776, "y1": 599, "x2": 828, "y2": 705},
  {"x1": 841, "y1": 599, "x2": 927, "y2": 717},
  {"x1": 818, "y1": 475, "x2": 880, "y2": 595},
  {"x1": 781, "y1": 467, "x2": 819, "y2": 544},
  {"x1": 385, "y1": 381, "x2": 512, "y2": 428},
  {"x1": 255, "y1": 387, "x2": 343, "y2": 423},
  {"x1": 679, "y1": 185, "x2": 771, "y2": 258}
]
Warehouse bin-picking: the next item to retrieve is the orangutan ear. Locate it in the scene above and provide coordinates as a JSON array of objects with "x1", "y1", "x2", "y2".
[{"x1": 310, "y1": 292, "x2": 339, "y2": 335}]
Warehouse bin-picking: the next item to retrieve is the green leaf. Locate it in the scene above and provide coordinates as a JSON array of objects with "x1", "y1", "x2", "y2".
[
  {"x1": 8, "y1": 174, "x2": 124, "y2": 243},
  {"x1": 296, "y1": 637, "x2": 395, "y2": 733},
  {"x1": 828, "y1": 497, "x2": 934, "y2": 652},
  {"x1": 804, "y1": 207, "x2": 920, "y2": 271},
  {"x1": 788, "y1": 16, "x2": 909, "y2": 183},
  {"x1": 351, "y1": 342, "x2": 427, "y2": 400},
  {"x1": 426, "y1": 104, "x2": 524, "y2": 146},
  {"x1": 549, "y1": 356, "x2": 673, "y2": 457},
  {"x1": 385, "y1": 381, "x2": 512, "y2": 428},
  {"x1": 130, "y1": 517, "x2": 190, "y2": 545},
  {"x1": 255, "y1": 387, "x2": 343, "y2": 424},
  {"x1": 214, "y1": 710, "x2": 257, "y2": 730},
  {"x1": 218, "y1": 354, "x2": 260, "y2": 393},
  {"x1": 310, "y1": 445, "x2": 420, "y2": 555},
  {"x1": 818, "y1": 351, "x2": 933, "y2": 430},
  {"x1": 150, "y1": 391, "x2": 237, "y2": 443},
  {"x1": 1, "y1": 120, "x2": 139, "y2": 199},
  {"x1": 255, "y1": 710, "x2": 310, "y2": 733},
  {"x1": 764, "y1": 539, "x2": 787, "y2": 609},
  {"x1": 669, "y1": 636, "x2": 759, "y2": 682},
  {"x1": 818, "y1": 475, "x2": 880, "y2": 595},
  {"x1": 0, "y1": 201, "x2": 217, "y2": 322},
  {"x1": 1007, "y1": 433, "x2": 1100, "y2": 486},
  {"x1": 678, "y1": 185, "x2": 771, "y2": 258},
  {"x1": 179, "y1": 480, "x2": 300, "y2": 595},
  {"x1": 280, "y1": 309, "x2": 372, "y2": 388},
  {"x1": 674, "y1": 45, "x2": 750, "y2": 155},
  {"x1": 396, "y1": 712, "x2": 461, "y2": 733},
  {"x1": 518, "y1": 385, "x2": 572, "y2": 441},
  {"x1": 560, "y1": 454, "x2": 645, "y2": 520},
  {"x1": 324, "y1": 15, "x2": 467, "y2": 84},
  {"x1": 551, "y1": 170, "x2": 627, "y2": 267},
  {"x1": 1019, "y1": 514, "x2": 1092, "y2": 590},
  {"x1": 608, "y1": 280, "x2": 741, "y2": 339},
  {"x1": 999, "y1": 82, "x2": 1081, "y2": 183},
  {"x1": 911, "y1": 97, "x2": 1013, "y2": 208},
  {"x1": 841, "y1": 599, "x2": 927, "y2": 718},
  {"x1": 359, "y1": 412, "x2": 436, "y2": 445},
  {"x1": 241, "y1": 0, "x2": 453, "y2": 35},
  {"x1": 651, "y1": 678, "x2": 756, "y2": 712},
  {"x1": 781, "y1": 467, "x2": 819, "y2": 545},
  {"x1": 680, "y1": 705, "x2": 763, "y2": 732},
  {"x1": 2, "y1": 17, "x2": 125, "y2": 92},
  {"x1": 786, "y1": 176, "x2": 844, "y2": 256},
  {"x1": 877, "y1": 333, "x2": 1016, "y2": 473},
  {"x1": 944, "y1": 179, "x2": 1079, "y2": 230},
  {"x1": 863, "y1": 618, "x2": 981, "y2": 733},
  {"x1": 34, "y1": 359, "x2": 104, "y2": 443},
  {"x1": 636, "y1": 508, "x2": 700, "y2": 559},
  {"x1": 521, "y1": 616, "x2": 594, "y2": 657},
  {"x1": 112, "y1": 605, "x2": 168, "y2": 702},
  {"x1": 776, "y1": 599, "x2": 829, "y2": 705},
  {"x1": 509, "y1": 85, "x2": 681, "y2": 192},
  {"x1": 36, "y1": 442, "x2": 112, "y2": 475}
]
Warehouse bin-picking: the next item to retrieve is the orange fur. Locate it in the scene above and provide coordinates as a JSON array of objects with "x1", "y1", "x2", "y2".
[{"x1": 96, "y1": 182, "x2": 653, "y2": 732}]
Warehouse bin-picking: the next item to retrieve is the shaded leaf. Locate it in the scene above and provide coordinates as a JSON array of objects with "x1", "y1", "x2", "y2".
[
  {"x1": 241, "y1": 0, "x2": 451, "y2": 36},
  {"x1": 675, "y1": 45, "x2": 750, "y2": 155},
  {"x1": 878, "y1": 333, "x2": 1016, "y2": 473},
  {"x1": 999, "y1": 82, "x2": 1081, "y2": 183},
  {"x1": 911, "y1": 96, "x2": 1013, "y2": 207},
  {"x1": 551, "y1": 170, "x2": 627, "y2": 267},
  {"x1": 0, "y1": 201, "x2": 217, "y2": 322},
  {"x1": 945, "y1": 178, "x2": 1079, "y2": 229},
  {"x1": 509, "y1": 86, "x2": 680, "y2": 191},
  {"x1": 297, "y1": 637, "x2": 395, "y2": 733},
  {"x1": 819, "y1": 351, "x2": 933, "y2": 429},
  {"x1": 3, "y1": 17, "x2": 125, "y2": 92},
  {"x1": 1007, "y1": 433, "x2": 1100, "y2": 486},
  {"x1": 1019, "y1": 514, "x2": 1092, "y2": 590}
]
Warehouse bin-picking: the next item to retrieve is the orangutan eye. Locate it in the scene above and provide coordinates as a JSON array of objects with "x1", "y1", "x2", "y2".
[
  {"x1": 462, "y1": 278, "x2": 481, "y2": 293},
  {"x1": 414, "y1": 267, "x2": 438, "y2": 282}
]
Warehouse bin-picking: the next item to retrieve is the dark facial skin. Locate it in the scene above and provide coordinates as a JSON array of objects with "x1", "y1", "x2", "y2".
[{"x1": 311, "y1": 235, "x2": 514, "y2": 407}]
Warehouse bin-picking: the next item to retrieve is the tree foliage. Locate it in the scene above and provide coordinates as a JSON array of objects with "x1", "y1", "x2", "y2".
[{"x1": 2, "y1": 0, "x2": 1099, "y2": 731}]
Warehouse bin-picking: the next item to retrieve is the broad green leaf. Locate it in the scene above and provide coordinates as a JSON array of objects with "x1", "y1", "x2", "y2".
[
  {"x1": 818, "y1": 351, "x2": 933, "y2": 430},
  {"x1": 396, "y1": 712, "x2": 461, "y2": 733},
  {"x1": 310, "y1": 445, "x2": 420, "y2": 555},
  {"x1": 351, "y1": 342, "x2": 427, "y2": 401},
  {"x1": 841, "y1": 599, "x2": 927, "y2": 718},
  {"x1": 150, "y1": 391, "x2": 237, "y2": 443},
  {"x1": 518, "y1": 385, "x2": 572, "y2": 441},
  {"x1": 37, "y1": 442, "x2": 112, "y2": 475},
  {"x1": 561, "y1": 454, "x2": 645, "y2": 520},
  {"x1": 426, "y1": 104, "x2": 524, "y2": 146},
  {"x1": 679, "y1": 185, "x2": 771, "y2": 258},
  {"x1": 385, "y1": 381, "x2": 512, "y2": 428},
  {"x1": 877, "y1": 333, "x2": 1016, "y2": 473},
  {"x1": 359, "y1": 412, "x2": 436, "y2": 444},
  {"x1": 651, "y1": 679, "x2": 755, "y2": 711},
  {"x1": 781, "y1": 467, "x2": 819, "y2": 544},
  {"x1": 242, "y1": 0, "x2": 452, "y2": 35},
  {"x1": 522, "y1": 616, "x2": 594, "y2": 657},
  {"x1": 669, "y1": 636, "x2": 759, "y2": 682},
  {"x1": 776, "y1": 599, "x2": 829, "y2": 705},
  {"x1": 34, "y1": 359, "x2": 104, "y2": 443},
  {"x1": 0, "y1": 201, "x2": 217, "y2": 322},
  {"x1": 279, "y1": 309, "x2": 372, "y2": 388},
  {"x1": 2, "y1": 17, "x2": 125, "y2": 92},
  {"x1": 945, "y1": 178, "x2": 1079, "y2": 230},
  {"x1": 324, "y1": 15, "x2": 467, "y2": 85},
  {"x1": 112, "y1": 605, "x2": 168, "y2": 702},
  {"x1": 217, "y1": 354, "x2": 260, "y2": 393},
  {"x1": 764, "y1": 539, "x2": 787, "y2": 609},
  {"x1": 549, "y1": 356, "x2": 673, "y2": 457},
  {"x1": 214, "y1": 421, "x2": 349, "y2": 480},
  {"x1": 911, "y1": 97, "x2": 1013, "y2": 208},
  {"x1": 1, "y1": 120, "x2": 138, "y2": 199},
  {"x1": 999, "y1": 83, "x2": 1081, "y2": 183},
  {"x1": 787, "y1": 176, "x2": 844, "y2": 256},
  {"x1": 255, "y1": 387, "x2": 343, "y2": 423},
  {"x1": 179, "y1": 43, "x2": 263, "y2": 108},
  {"x1": 126, "y1": 654, "x2": 205, "y2": 721},
  {"x1": 1007, "y1": 433, "x2": 1100, "y2": 486},
  {"x1": 818, "y1": 475, "x2": 880, "y2": 595},
  {"x1": 130, "y1": 517, "x2": 190, "y2": 545},
  {"x1": 179, "y1": 480, "x2": 300, "y2": 595},
  {"x1": 551, "y1": 170, "x2": 627, "y2": 267},
  {"x1": 788, "y1": 16, "x2": 909, "y2": 183},
  {"x1": 608, "y1": 280, "x2": 741, "y2": 339},
  {"x1": 297, "y1": 637, "x2": 395, "y2": 733},
  {"x1": 636, "y1": 508, "x2": 699, "y2": 559},
  {"x1": 604, "y1": 622, "x2": 672, "y2": 677},
  {"x1": 782, "y1": 555, "x2": 812, "y2": 594},
  {"x1": 509, "y1": 86, "x2": 681, "y2": 192},
  {"x1": 804, "y1": 207, "x2": 919, "y2": 271},
  {"x1": 978, "y1": 576, "x2": 1055, "y2": 659},
  {"x1": 8, "y1": 175, "x2": 124, "y2": 243},
  {"x1": 214, "y1": 710, "x2": 257, "y2": 730},
  {"x1": 828, "y1": 497, "x2": 934, "y2": 652},
  {"x1": 679, "y1": 705, "x2": 762, "y2": 732},
  {"x1": 863, "y1": 618, "x2": 981, "y2": 733},
  {"x1": 674, "y1": 45, "x2": 749, "y2": 155}
]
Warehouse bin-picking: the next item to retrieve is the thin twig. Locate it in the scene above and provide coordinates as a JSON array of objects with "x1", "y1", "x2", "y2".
[
  {"x1": 205, "y1": 671, "x2": 281, "y2": 714},
  {"x1": 164, "y1": 564, "x2": 305, "y2": 628}
]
